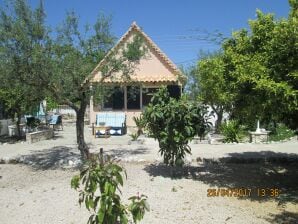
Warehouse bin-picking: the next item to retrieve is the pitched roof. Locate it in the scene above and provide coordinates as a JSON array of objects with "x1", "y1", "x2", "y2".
[{"x1": 88, "y1": 22, "x2": 185, "y2": 84}]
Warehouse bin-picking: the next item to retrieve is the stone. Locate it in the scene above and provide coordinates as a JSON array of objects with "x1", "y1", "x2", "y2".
[{"x1": 68, "y1": 160, "x2": 74, "y2": 166}]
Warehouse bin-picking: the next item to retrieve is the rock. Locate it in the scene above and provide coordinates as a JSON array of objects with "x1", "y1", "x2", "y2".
[
  {"x1": 68, "y1": 160, "x2": 74, "y2": 166},
  {"x1": 73, "y1": 159, "x2": 82, "y2": 166}
]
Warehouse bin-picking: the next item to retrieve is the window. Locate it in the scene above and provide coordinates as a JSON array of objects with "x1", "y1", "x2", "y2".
[
  {"x1": 127, "y1": 86, "x2": 140, "y2": 109},
  {"x1": 167, "y1": 85, "x2": 181, "y2": 99},
  {"x1": 142, "y1": 88, "x2": 159, "y2": 108},
  {"x1": 103, "y1": 86, "x2": 124, "y2": 110}
]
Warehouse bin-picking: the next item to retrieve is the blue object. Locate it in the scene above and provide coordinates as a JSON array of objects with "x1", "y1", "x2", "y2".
[
  {"x1": 48, "y1": 114, "x2": 63, "y2": 130},
  {"x1": 95, "y1": 112, "x2": 126, "y2": 135}
]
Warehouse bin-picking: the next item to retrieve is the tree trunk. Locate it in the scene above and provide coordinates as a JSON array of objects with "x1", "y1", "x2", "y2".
[
  {"x1": 215, "y1": 110, "x2": 223, "y2": 133},
  {"x1": 16, "y1": 112, "x2": 22, "y2": 140},
  {"x1": 75, "y1": 99, "x2": 90, "y2": 160}
]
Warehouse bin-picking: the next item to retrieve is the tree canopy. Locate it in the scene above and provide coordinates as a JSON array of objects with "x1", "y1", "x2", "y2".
[
  {"x1": 0, "y1": 0, "x2": 147, "y2": 157},
  {"x1": 191, "y1": 0, "x2": 298, "y2": 129}
]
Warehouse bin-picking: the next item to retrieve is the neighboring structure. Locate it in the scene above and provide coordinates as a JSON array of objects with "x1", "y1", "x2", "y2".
[{"x1": 88, "y1": 22, "x2": 185, "y2": 127}]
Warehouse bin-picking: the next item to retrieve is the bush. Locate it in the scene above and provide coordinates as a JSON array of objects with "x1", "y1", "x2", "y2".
[
  {"x1": 132, "y1": 116, "x2": 145, "y2": 136},
  {"x1": 269, "y1": 123, "x2": 295, "y2": 141},
  {"x1": 220, "y1": 120, "x2": 246, "y2": 143},
  {"x1": 71, "y1": 152, "x2": 149, "y2": 224},
  {"x1": 143, "y1": 87, "x2": 209, "y2": 167},
  {"x1": 129, "y1": 133, "x2": 139, "y2": 141}
]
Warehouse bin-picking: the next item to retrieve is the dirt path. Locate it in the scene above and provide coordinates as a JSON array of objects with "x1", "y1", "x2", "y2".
[{"x1": 0, "y1": 163, "x2": 297, "y2": 224}]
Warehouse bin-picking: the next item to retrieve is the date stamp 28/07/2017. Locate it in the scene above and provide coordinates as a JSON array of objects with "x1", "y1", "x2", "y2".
[{"x1": 207, "y1": 188, "x2": 281, "y2": 197}]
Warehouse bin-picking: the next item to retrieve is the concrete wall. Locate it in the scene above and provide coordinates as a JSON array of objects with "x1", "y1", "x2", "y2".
[
  {"x1": 26, "y1": 129, "x2": 54, "y2": 144},
  {"x1": 0, "y1": 119, "x2": 13, "y2": 136}
]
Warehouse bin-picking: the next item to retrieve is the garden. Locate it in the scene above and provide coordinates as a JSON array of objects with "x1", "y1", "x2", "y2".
[{"x1": 0, "y1": 0, "x2": 298, "y2": 224}]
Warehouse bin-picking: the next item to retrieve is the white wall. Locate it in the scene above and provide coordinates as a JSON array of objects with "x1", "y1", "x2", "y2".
[
  {"x1": 206, "y1": 106, "x2": 229, "y2": 127},
  {"x1": 0, "y1": 119, "x2": 13, "y2": 136}
]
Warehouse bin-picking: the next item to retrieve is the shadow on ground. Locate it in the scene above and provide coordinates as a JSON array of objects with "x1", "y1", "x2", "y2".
[
  {"x1": 21, "y1": 146, "x2": 80, "y2": 170},
  {"x1": 266, "y1": 211, "x2": 298, "y2": 224},
  {"x1": 143, "y1": 151, "x2": 298, "y2": 205},
  {"x1": 0, "y1": 135, "x2": 25, "y2": 144}
]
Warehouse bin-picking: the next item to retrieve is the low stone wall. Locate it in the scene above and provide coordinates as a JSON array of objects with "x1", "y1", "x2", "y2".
[{"x1": 26, "y1": 128, "x2": 54, "y2": 144}]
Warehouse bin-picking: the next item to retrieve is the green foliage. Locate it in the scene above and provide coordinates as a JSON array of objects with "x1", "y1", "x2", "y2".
[
  {"x1": 0, "y1": 1, "x2": 147, "y2": 156},
  {"x1": 269, "y1": 123, "x2": 295, "y2": 142},
  {"x1": 220, "y1": 120, "x2": 246, "y2": 143},
  {"x1": 123, "y1": 34, "x2": 147, "y2": 62},
  {"x1": 0, "y1": 0, "x2": 48, "y2": 137},
  {"x1": 71, "y1": 154, "x2": 149, "y2": 224},
  {"x1": 132, "y1": 115, "x2": 145, "y2": 136},
  {"x1": 128, "y1": 194, "x2": 149, "y2": 223},
  {"x1": 192, "y1": 2, "x2": 298, "y2": 130},
  {"x1": 143, "y1": 87, "x2": 209, "y2": 166},
  {"x1": 45, "y1": 96, "x2": 58, "y2": 111},
  {"x1": 129, "y1": 133, "x2": 139, "y2": 141}
]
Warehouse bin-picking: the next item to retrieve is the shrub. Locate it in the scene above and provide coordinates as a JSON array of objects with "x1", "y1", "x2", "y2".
[
  {"x1": 195, "y1": 107, "x2": 212, "y2": 141},
  {"x1": 71, "y1": 152, "x2": 149, "y2": 224},
  {"x1": 143, "y1": 87, "x2": 209, "y2": 167},
  {"x1": 129, "y1": 133, "x2": 139, "y2": 141},
  {"x1": 269, "y1": 123, "x2": 295, "y2": 141},
  {"x1": 220, "y1": 120, "x2": 246, "y2": 143},
  {"x1": 132, "y1": 116, "x2": 145, "y2": 136}
]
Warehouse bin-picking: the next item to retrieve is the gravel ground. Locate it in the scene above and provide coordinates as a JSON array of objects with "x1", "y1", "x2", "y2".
[
  {"x1": 0, "y1": 124, "x2": 298, "y2": 223},
  {"x1": 0, "y1": 163, "x2": 297, "y2": 224}
]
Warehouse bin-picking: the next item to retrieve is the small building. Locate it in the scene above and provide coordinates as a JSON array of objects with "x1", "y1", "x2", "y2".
[{"x1": 88, "y1": 22, "x2": 185, "y2": 128}]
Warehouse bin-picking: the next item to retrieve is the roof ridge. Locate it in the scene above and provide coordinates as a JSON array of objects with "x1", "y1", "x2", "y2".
[{"x1": 88, "y1": 22, "x2": 183, "y2": 83}]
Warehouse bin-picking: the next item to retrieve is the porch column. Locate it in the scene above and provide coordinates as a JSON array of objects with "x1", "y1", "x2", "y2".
[
  {"x1": 140, "y1": 86, "x2": 143, "y2": 109},
  {"x1": 89, "y1": 95, "x2": 95, "y2": 125},
  {"x1": 124, "y1": 86, "x2": 127, "y2": 110}
]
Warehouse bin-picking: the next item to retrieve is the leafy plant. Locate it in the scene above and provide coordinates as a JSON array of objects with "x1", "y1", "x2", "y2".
[
  {"x1": 195, "y1": 107, "x2": 213, "y2": 141},
  {"x1": 143, "y1": 87, "x2": 209, "y2": 167},
  {"x1": 220, "y1": 120, "x2": 246, "y2": 143},
  {"x1": 71, "y1": 152, "x2": 149, "y2": 224},
  {"x1": 129, "y1": 133, "x2": 139, "y2": 141},
  {"x1": 128, "y1": 194, "x2": 149, "y2": 223},
  {"x1": 132, "y1": 116, "x2": 145, "y2": 136},
  {"x1": 269, "y1": 123, "x2": 295, "y2": 141}
]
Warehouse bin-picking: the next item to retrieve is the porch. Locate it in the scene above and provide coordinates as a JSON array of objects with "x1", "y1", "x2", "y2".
[{"x1": 89, "y1": 84, "x2": 182, "y2": 127}]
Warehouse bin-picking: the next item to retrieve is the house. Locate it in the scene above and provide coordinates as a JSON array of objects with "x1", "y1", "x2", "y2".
[{"x1": 88, "y1": 22, "x2": 186, "y2": 128}]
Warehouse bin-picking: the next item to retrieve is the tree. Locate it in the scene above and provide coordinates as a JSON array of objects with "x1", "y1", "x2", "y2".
[
  {"x1": 48, "y1": 13, "x2": 146, "y2": 159},
  {"x1": 0, "y1": 0, "x2": 48, "y2": 138},
  {"x1": 143, "y1": 87, "x2": 209, "y2": 167},
  {"x1": 222, "y1": 2, "x2": 298, "y2": 128},
  {"x1": 71, "y1": 152, "x2": 149, "y2": 224},
  {"x1": 194, "y1": 0, "x2": 298, "y2": 130},
  {"x1": 0, "y1": 1, "x2": 146, "y2": 157},
  {"x1": 195, "y1": 52, "x2": 234, "y2": 132}
]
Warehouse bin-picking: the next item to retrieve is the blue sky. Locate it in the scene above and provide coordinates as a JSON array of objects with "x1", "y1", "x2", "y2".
[{"x1": 2, "y1": 0, "x2": 291, "y2": 67}]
